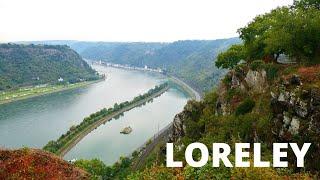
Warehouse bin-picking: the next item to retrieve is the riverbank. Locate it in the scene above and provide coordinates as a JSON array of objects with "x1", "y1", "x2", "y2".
[
  {"x1": 0, "y1": 80, "x2": 102, "y2": 105},
  {"x1": 126, "y1": 78, "x2": 201, "y2": 170},
  {"x1": 94, "y1": 61, "x2": 201, "y2": 101},
  {"x1": 89, "y1": 62, "x2": 201, "y2": 167},
  {"x1": 168, "y1": 76, "x2": 201, "y2": 101},
  {"x1": 131, "y1": 122, "x2": 173, "y2": 170},
  {"x1": 44, "y1": 84, "x2": 170, "y2": 157}
]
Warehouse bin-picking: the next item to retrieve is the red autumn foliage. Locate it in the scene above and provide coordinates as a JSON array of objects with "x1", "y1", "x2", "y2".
[
  {"x1": 0, "y1": 148, "x2": 90, "y2": 179},
  {"x1": 297, "y1": 65, "x2": 320, "y2": 82}
]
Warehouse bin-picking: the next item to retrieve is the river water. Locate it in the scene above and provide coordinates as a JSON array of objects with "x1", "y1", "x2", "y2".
[{"x1": 0, "y1": 65, "x2": 189, "y2": 164}]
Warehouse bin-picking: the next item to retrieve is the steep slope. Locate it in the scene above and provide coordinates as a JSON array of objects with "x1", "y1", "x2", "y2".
[
  {"x1": 25, "y1": 38, "x2": 240, "y2": 93},
  {"x1": 0, "y1": 148, "x2": 89, "y2": 179},
  {"x1": 126, "y1": 63, "x2": 319, "y2": 179},
  {"x1": 0, "y1": 43, "x2": 98, "y2": 90},
  {"x1": 80, "y1": 39, "x2": 240, "y2": 93},
  {"x1": 146, "y1": 39, "x2": 239, "y2": 92}
]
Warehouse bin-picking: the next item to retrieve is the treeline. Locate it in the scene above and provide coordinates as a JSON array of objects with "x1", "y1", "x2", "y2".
[
  {"x1": 216, "y1": 0, "x2": 320, "y2": 69},
  {"x1": 74, "y1": 157, "x2": 132, "y2": 179},
  {"x1": 105, "y1": 0, "x2": 320, "y2": 179},
  {"x1": 0, "y1": 43, "x2": 99, "y2": 90},
  {"x1": 80, "y1": 39, "x2": 239, "y2": 93},
  {"x1": 32, "y1": 39, "x2": 240, "y2": 93},
  {"x1": 43, "y1": 83, "x2": 169, "y2": 154}
]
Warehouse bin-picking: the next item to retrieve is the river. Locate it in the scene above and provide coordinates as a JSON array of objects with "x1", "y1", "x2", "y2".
[{"x1": 0, "y1": 65, "x2": 190, "y2": 164}]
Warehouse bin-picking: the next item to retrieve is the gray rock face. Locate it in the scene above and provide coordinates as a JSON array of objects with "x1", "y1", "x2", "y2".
[
  {"x1": 169, "y1": 112, "x2": 186, "y2": 143},
  {"x1": 288, "y1": 117, "x2": 300, "y2": 135},
  {"x1": 283, "y1": 112, "x2": 291, "y2": 126},
  {"x1": 168, "y1": 100, "x2": 204, "y2": 143},
  {"x1": 231, "y1": 74, "x2": 240, "y2": 89},
  {"x1": 271, "y1": 75, "x2": 320, "y2": 141},
  {"x1": 295, "y1": 100, "x2": 308, "y2": 118},
  {"x1": 311, "y1": 89, "x2": 320, "y2": 106},
  {"x1": 244, "y1": 70, "x2": 268, "y2": 93}
]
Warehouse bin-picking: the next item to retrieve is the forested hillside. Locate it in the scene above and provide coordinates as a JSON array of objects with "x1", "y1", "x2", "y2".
[
  {"x1": 78, "y1": 39, "x2": 240, "y2": 93},
  {"x1": 28, "y1": 38, "x2": 240, "y2": 93},
  {"x1": 0, "y1": 44, "x2": 99, "y2": 90},
  {"x1": 3, "y1": 0, "x2": 319, "y2": 179},
  {"x1": 62, "y1": 0, "x2": 320, "y2": 179},
  {"x1": 121, "y1": 0, "x2": 320, "y2": 178}
]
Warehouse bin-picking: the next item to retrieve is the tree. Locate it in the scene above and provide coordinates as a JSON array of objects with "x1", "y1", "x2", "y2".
[
  {"x1": 223, "y1": 2, "x2": 320, "y2": 65},
  {"x1": 74, "y1": 159, "x2": 113, "y2": 179},
  {"x1": 293, "y1": 0, "x2": 320, "y2": 10},
  {"x1": 215, "y1": 44, "x2": 245, "y2": 69}
]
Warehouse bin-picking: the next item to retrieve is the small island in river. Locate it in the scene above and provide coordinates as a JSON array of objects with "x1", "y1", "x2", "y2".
[{"x1": 120, "y1": 126, "x2": 132, "y2": 134}]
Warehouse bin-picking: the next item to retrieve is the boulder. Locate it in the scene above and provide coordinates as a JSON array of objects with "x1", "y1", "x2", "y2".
[
  {"x1": 288, "y1": 117, "x2": 300, "y2": 135},
  {"x1": 289, "y1": 74, "x2": 301, "y2": 86},
  {"x1": 244, "y1": 69, "x2": 268, "y2": 93}
]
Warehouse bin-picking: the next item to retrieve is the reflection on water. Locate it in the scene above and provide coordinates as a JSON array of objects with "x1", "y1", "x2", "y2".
[
  {"x1": 0, "y1": 65, "x2": 189, "y2": 164},
  {"x1": 65, "y1": 88, "x2": 188, "y2": 164}
]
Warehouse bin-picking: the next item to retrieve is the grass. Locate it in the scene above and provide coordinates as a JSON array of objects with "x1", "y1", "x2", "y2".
[{"x1": 0, "y1": 80, "x2": 100, "y2": 105}]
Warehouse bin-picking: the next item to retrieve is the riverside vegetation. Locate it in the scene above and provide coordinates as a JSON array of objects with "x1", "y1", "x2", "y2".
[
  {"x1": 0, "y1": 80, "x2": 99, "y2": 105},
  {"x1": 43, "y1": 83, "x2": 169, "y2": 155},
  {"x1": 31, "y1": 38, "x2": 240, "y2": 94},
  {"x1": 68, "y1": 0, "x2": 320, "y2": 179},
  {"x1": 2, "y1": 0, "x2": 320, "y2": 179}
]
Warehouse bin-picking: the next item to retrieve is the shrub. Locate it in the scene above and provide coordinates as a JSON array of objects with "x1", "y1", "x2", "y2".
[
  {"x1": 74, "y1": 159, "x2": 110, "y2": 179},
  {"x1": 234, "y1": 63, "x2": 247, "y2": 77},
  {"x1": 226, "y1": 88, "x2": 242, "y2": 102},
  {"x1": 222, "y1": 75, "x2": 232, "y2": 86},
  {"x1": 249, "y1": 60, "x2": 264, "y2": 71},
  {"x1": 43, "y1": 83, "x2": 169, "y2": 154},
  {"x1": 264, "y1": 64, "x2": 280, "y2": 81},
  {"x1": 235, "y1": 98, "x2": 255, "y2": 116}
]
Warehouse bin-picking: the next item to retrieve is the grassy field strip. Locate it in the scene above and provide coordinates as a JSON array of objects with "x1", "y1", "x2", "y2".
[{"x1": 0, "y1": 80, "x2": 102, "y2": 105}]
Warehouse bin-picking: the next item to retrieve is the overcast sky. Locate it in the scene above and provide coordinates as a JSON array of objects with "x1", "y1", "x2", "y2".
[{"x1": 0, "y1": 0, "x2": 293, "y2": 42}]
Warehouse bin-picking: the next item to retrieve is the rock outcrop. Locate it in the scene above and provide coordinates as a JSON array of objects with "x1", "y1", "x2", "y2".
[
  {"x1": 167, "y1": 65, "x2": 320, "y2": 171},
  {"x1": 215, "y1": 68, "x2": 268, "y2": 116},
  {"x1": 244, "y1": 69, "x2": 268, "y2": 93},
  {"x1": 168, "y1": 100, "x2": 203, "y2": 143},
  {"x1": 270, "y1": 75, "x2": 320, "y2": 141}
]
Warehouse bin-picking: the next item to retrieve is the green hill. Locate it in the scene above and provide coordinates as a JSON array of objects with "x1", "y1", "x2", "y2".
[
  {"x1": 55, "y1": 0, "x2": 319, "y2": 179},
  {"x1": 0, "y1": 44, "x2": 99, "y2": 90},
  {"x1": 79, "y1": 39, "x2": 240, "y2": 93},
  {"x1": 27, "y1": 38, "x2": 240, "y2": 93}
]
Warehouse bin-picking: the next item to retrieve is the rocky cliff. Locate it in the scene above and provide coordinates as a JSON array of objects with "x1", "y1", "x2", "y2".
[{"x1": 167, "y1": 63, "x2": 320, "y2": 172}]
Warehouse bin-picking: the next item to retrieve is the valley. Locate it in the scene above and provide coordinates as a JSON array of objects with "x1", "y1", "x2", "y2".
[{"x1": 0, "y1": 64, "x2": 192, "y2": 165}]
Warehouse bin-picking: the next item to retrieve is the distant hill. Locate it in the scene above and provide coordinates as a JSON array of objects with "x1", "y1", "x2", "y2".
[
  {"x1": 81, "y1": 38, "x2": 240, "y2": 93},
  {"x1": 29, "y1": 38, "x2": 240, "y2": 93},
  {"x1": 0, "y1": 44, "x2": 99, "y2": 90}
]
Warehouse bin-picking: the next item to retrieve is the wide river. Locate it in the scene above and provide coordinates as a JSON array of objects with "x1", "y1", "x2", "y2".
[{"x1": 0, "y1": 65, "x2": 190, "y2": 164}]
